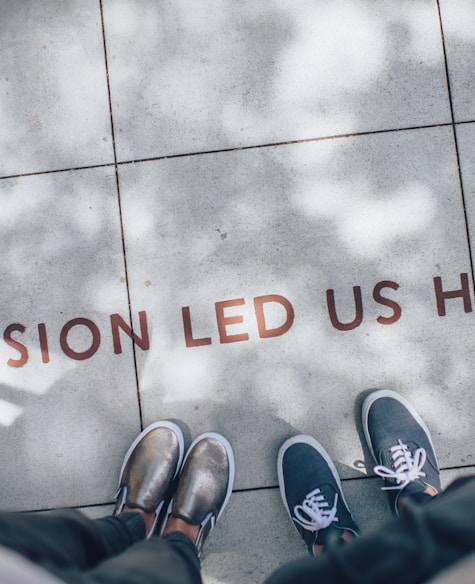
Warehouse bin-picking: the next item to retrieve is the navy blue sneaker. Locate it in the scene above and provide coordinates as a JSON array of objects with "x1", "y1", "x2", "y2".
[
  {"x1": 277, "y1": 435, "x2": 359, "y2": 555},
  {"x1": 362, "y1": 389, "x2": 441, "y2": 515}
]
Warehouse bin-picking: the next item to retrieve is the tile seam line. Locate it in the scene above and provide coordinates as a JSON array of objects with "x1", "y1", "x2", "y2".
[
  {"x1": 0, "y1": 162, "x2": 116, "y2": 181},
  {"x1": 437, "y1": 0, "x2": 475, "y2": 292},
  {"x1": 114, "y1": 122, "x2": 455, "y2": 164},
  {"x1": 21, "y1": 460, "x2": 475, "y2": 513},
  {"x1": 99, "y1": 0, "x2": 144, "y2": 430},
  {"x1": 231, "y1": 463, "x2": 475, "y2": 495},
  {"x1": 0, "y1": 121, "x2": 465, "y2": 182}
]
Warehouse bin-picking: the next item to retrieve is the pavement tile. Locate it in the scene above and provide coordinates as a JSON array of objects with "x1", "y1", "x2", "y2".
[
  {"x1": 0, "y1": 167, "x2": 140, "y2": 510},
  {"x1": 0, "y1": 1, "x2": 113, "y2": 177},
  {"x1": 439, "y1": 0, "x2": 475, "y2": 122},
  {"x1": 103, "y1": 0, "x2": 451, "y2": 161},
  {"x1": 119, "y1": 125, "x2": 475, "y2": 491}
]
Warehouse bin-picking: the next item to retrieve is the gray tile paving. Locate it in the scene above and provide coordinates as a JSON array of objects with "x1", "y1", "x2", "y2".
[
  {"x1": 120, "y1": 125, "x2": 474, "y2": 491},
  {"x1": 0, "y1": 1, "x2": 113, "y2": 177},
  {"x1": 0, "y1": 3, "x2": 474, "y2": 583},
  {"x1": 103, "y1": 0, "x2": 451, "y2": 161},
  {"x1": 440, "y1": 0, "x2": 475, "y2": 122},
  {"x1": 0, "y1": 168, "x2": 141, "y2": 510}
]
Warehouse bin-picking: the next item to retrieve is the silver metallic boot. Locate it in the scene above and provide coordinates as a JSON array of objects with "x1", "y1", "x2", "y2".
[
  {"x1": 165, "y1": 432, "x2": 235, "y2": 554},
  {"x1": 114, "y1": 421, "x2": 185, "y2": 538}
]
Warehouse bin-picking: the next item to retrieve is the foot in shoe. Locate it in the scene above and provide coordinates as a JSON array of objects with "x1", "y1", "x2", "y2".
[
  {"x1": 162, "y1": 432, "x2": 235, "y2": 555},
  {"x1": 114, "y1": 421, "x2": 185, "y2": 538},
  {"x1": 362, "y1": 389, "x2": 441, "y2": 515},
  {"x1": 278, "y1": 435, "x2": 359, "y2": 556}
]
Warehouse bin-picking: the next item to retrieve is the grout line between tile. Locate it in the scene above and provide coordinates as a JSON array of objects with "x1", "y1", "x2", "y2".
[
  {"x1": 437, "y1": 0, "x2": 475, "y2": 292},
  {"x1": 99, "y1": 0, "x2": 144, "y2": 430},
  {"x1": 233, "y1": 464, "x2": 475, "y2": 495},
  {"x1": 0, "y1": 162, "x2": 116, "y2": 182},
  {"x1": 113, "y1": 123, "x2": 455, "y2": 166},
  {"x1": 24, "y1": 502, "x2": 115, "y2": 514},
  {"x1": 18, "y1": 465, "x2": 475, "y2": 513},
  {"x1": 0, "y1": 122, "x2": 464, "y2": 182}
]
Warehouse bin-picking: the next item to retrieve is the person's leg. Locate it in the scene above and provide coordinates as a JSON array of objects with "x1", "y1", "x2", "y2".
[
  {"x1": 362, "y1": 389, "x2": 441, "y2": 514},
  {"x1": 0, "y1": 420, "x2": 184, "y2": 581},
  {"x1": 161, "y1": 432, "x2": 235, "y2": 555},
  {"x1": 0, "y1": 508, "x2": 199, "y2": 584},
  {"x1": 267, "y1": 388, "x2": 471, "y2": 584},
  {"x1": 114, "y1": 420, "x2": 185, "y2": 537},
  {"x1": 72, "y1": 534, "x2": 201, "y2": 584},
  {"x1": 76, "y1": 432, "x2": 234, "y2": 584},
  {"x1": 277, "y1": 435, "x2": 359, "y2": 556},
  {"x1": 265, "y1": 475, "x2": 475, "y2": 584},
  {"x1": 0, "y1": 509, "x2": 144, "y2": 575},
  {"x1": 0, "y1": 425, "x2": 234, "y2": 584}
]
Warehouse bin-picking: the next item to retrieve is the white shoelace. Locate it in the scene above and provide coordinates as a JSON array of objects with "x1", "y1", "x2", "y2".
[
  {"x1": 293, "y1": 488, "x2": 339, "y2": 532},
  {"x1": 374, "y1": 439, "x2": 427, "y2": 491}
]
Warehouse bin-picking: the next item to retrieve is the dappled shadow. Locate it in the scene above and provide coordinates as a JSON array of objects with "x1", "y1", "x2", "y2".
[
  {"x1": 0, "y1": 1, "x2": 114, "y2": 177},
  {"x1": 103, "y1": 0, "x2": 453, "y2": 159},
  {"x1": 118, "y1": 123, "x2": 475, "y2": 491},
  {"x1": 0, "y1": 0, "x2": 474, "y2": 550}
]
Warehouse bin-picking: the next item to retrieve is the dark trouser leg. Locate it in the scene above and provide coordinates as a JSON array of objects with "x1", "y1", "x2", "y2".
[
  {"x1": 0, "y1": 509, "x2": 201, "y2": 584},
  {"x1": 265, "y1": 476, "x2": 475, "y2": 584},
  {"x1": 74, "y1": 532, "x2": 202, "y2": 584},
  {"x1": 0, "y1": 510, "x2": 144, "y2": 576}
]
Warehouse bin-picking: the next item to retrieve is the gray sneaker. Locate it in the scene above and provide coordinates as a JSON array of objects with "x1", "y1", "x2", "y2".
[
  {"x1": 165, "y1": 432, "x2": 235, "y2": 555},
  {"x1": 114, "y1": 421, "x2": 185, "y2": 537},
  {"x1": 362, "y1": 389, "x2": 441, "y2": 515}
]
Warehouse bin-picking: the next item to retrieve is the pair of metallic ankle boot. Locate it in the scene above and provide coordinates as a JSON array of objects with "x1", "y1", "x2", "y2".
[{"x1": 113, "y1": 421, "x2": 235, "y2": 554}]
